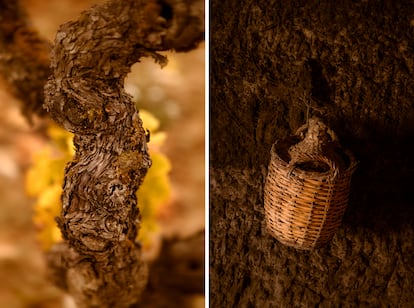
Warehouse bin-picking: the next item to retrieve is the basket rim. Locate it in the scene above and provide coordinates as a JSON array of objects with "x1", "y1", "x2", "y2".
[{"x1": 270, "y1": 141, "x2": 358, "y2": 180}]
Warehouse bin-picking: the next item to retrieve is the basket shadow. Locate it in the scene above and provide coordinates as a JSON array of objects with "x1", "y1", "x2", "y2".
[{"x1": 339, "y1": 119, "x2": 414, "y2": 232}]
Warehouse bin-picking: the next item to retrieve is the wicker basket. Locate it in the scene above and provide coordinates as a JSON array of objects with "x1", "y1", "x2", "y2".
[{"x1": 264, "y1": 117, "x2": 357, "y2": 250}]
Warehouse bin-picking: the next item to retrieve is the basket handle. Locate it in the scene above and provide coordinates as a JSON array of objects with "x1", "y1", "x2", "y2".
[
  {"x1": 289, "y1": 117, "x2": 341, "y2": 163},
  {"x1": 287, "y1": 153, "x2": 339, "y2": 179}
]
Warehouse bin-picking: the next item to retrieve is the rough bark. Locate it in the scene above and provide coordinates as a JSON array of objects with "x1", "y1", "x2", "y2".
[
  {"x1": 0, "y1": 0, "x2": 51, "y2": 119},
  {"x1": 43, "y1": 0, "x2": 203, "y2": 307},
  {"x1": 210, "y1": 0, "x2": 414, "y2": 307}
]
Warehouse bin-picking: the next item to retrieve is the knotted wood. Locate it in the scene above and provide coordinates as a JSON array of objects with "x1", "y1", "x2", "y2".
[{"x1": 43, "y1": 0, "x2": 203, "y2": 307}]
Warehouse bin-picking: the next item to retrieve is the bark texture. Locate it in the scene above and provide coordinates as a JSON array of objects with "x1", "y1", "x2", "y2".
[
  {"x1": 0, "y1": 0, "x2": 51, "y2": 119},
  {"x1": 210, "y1": 0, "x2": 414, "y2": 307},
  {"x1": 43, "y1": 0, "x2": 203, "y2": 307}
]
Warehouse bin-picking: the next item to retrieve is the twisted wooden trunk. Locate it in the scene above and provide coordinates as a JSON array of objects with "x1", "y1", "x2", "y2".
[{"x1": 43, "y1": 0, "x2": 203, "y2": 307}]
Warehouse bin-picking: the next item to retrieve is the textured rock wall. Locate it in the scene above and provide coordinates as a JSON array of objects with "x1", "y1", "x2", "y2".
[{"x1": 210, "y1": 0, "x2": 414, "y2": 306}]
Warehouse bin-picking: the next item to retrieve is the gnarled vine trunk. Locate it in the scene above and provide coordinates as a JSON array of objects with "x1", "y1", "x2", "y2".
[{"x1": 41, "y1": 0, "x2": 203, "y2": 307}]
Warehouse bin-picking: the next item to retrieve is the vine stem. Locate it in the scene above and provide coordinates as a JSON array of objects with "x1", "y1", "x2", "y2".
[{"x1": 43, "y1": 0, "x2": 203, "y2": 307}]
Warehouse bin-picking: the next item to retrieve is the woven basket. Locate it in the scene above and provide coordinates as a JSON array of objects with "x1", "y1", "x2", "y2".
[{"x1": 264, "y1": 118, "x2": 357, "y2": 250}]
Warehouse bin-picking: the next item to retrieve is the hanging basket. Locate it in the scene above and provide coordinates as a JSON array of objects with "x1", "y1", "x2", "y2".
[{"x1": 264, "y1": 117, "x2": 357, "y2": 250}]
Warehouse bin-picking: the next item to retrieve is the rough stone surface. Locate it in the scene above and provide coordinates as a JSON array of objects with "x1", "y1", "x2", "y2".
[{"x1": 210, "y1": 1, "x2": 414, "y2": 306}]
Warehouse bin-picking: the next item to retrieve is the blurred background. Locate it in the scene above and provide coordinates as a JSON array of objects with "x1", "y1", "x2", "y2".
[{"x1": 0, "y1": 0, "x2": 205, "y2": 307}]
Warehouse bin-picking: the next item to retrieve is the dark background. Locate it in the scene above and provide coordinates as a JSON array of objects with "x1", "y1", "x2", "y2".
[{"x1": 210, "y1": 0, "x2": 414, "y2": 306}]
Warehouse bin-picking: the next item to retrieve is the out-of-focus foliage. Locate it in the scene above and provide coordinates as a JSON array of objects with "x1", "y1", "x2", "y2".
[
  {"x1": 136, "y1": 110, "x2": 171, "y2": 250},
  {"x1": 25, "y1": 110, "x2": 171, "y2": 251},
  {"x1": 25, "y1": 124, "x2": 74, "y2": 250}
]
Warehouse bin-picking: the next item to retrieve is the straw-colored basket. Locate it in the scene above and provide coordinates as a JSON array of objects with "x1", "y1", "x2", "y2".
[{"x1": 264, "y1": 117, "x2": 357, "y2": 250}]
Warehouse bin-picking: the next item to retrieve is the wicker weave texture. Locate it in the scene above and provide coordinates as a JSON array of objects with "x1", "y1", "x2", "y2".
[{"x1": 264, "y1": 118, "x2": 357, "y2": 250}]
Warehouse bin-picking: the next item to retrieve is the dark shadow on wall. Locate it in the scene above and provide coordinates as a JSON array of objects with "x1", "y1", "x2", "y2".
[{"x1": 341, "y1": 121, "x2": 414, "y2": 232}]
